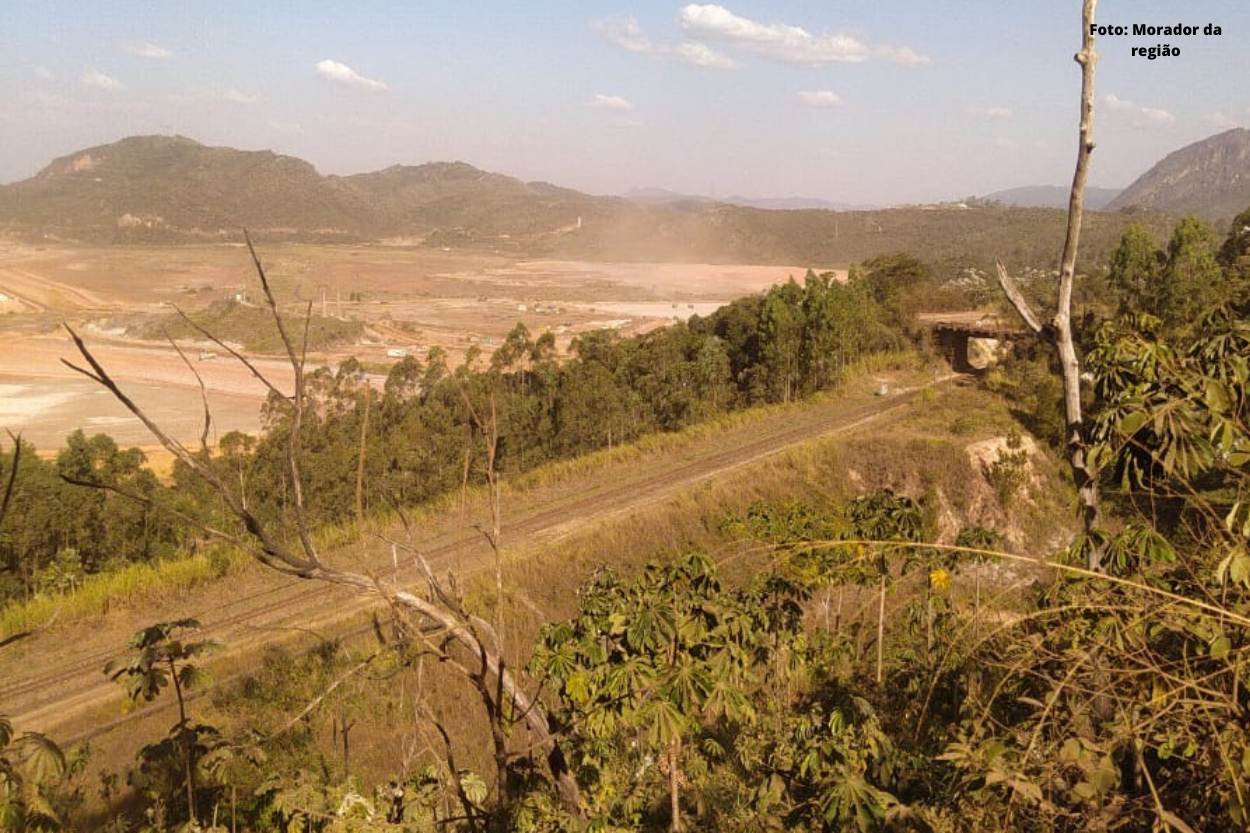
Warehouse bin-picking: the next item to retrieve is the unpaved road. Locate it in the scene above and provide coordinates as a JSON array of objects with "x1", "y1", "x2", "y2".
[{"x1": 0, "y1": 371, "x2": 955, "y2": 744}]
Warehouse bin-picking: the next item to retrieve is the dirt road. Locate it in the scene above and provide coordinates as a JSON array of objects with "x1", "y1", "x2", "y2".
[{"x1": 0, "y1": 371, "x2": 955, "y2": 743}]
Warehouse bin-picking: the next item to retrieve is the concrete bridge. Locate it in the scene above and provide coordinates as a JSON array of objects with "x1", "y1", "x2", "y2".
[{"x1": 922, "y1": 315, "x2": 1033, "y2": 372}]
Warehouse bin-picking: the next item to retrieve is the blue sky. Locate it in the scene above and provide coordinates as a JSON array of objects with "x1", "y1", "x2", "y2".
[{"x1": 0, "y1": 1, "x2": 1246, "y2": 204}]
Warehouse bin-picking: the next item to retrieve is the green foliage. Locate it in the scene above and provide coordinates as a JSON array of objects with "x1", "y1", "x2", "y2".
[
  {"x1": 0, "y1": 715, "x2": 67, "y2": 832},
  {"x1": 985, "y1": 429, "x2": 1029, "y2": 507},
  {"x1": 105, "y1": 620, "x2": 223, "y2": 827},
  {"x1": 1107, "y1": 223, "x2": 1163, "y2": 310},
  {"x1": 104, "y1": 619, "x2": 219, "y2": 704},
  {"x1": 527, "y1": 552, "x2": 916, "y2": 832},
  {"x1": 135, "y1": 299, "x2": 365, "y2": 353},
  {"x1": 1104, "y1": 215, "x2": 1245, "y2": 336}
]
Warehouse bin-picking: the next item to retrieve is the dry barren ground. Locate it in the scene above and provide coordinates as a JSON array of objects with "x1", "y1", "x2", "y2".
[
  {"x1": 0, "y1": 367, "x2": 953, "y2": 752},
  {"x1": 0, "y1": 242, "x2": 838, "y2": 447}
]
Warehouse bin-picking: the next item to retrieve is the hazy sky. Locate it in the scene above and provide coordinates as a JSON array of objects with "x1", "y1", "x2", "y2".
[{"x1": 1, "y1": 1, "x2": 1246, "y2": 204}]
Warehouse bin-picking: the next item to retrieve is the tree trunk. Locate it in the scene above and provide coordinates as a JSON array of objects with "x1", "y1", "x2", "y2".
[
  {"x1": 355, "y1": 386, "x2": 371, "y2": 526},
  {"x1": 170, "y1": 658, "x2": 196, "y2": 826},
  {"x1": 1054, "y1": 0, "x2": 1103, "y2": 570},
  {"x1": 876, "y1": 574, "x2": 887, "y2": 685},
  {"x1": 994, "y1": 0, "x2": 1103, "y2": 570},
  {"x1": 669, "y1": 737, "x2": 682, "y2": 833}
]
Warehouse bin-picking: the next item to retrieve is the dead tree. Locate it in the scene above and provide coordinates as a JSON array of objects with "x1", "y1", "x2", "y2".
[
  {"x1": 995, "y1": 0, "x2": 1103, "y2": 570},
  {"x1": 60, "y1": 232, "x2": 584, "y2": 820}
]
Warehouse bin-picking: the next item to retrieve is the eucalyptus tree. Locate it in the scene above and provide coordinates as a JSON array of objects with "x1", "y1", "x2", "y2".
[{"x1": 0, "y1": 437, "x2": 66, "y2": 832}]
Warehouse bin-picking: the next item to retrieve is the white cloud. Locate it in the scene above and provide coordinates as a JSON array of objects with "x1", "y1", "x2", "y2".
[
  {"x1": 679, "y1": 4, "x2": 869, "y2": 63},
  {"x1": 677, "y1": 4, "x2": 929, "y2": 66},
  {"x1": 599, "y1": 17, "x2": 651, "y2": 53},
  {"x1": 590, "y1": 94, "x2": 634, "y2": 112},
  {"x1": 125, "y1": 41, "x2": 173, "y2": 59},
  {"x1": 81, "y1": 68, "x2": 123, "y2": 91},
  {"x1": 671, "y1": 42, "x2": 736, "y2": 69},
  {"x1": 268, "y1": 119, "x2": 304, "y2": 134},
  {"x1": 597, "y1": 17, "x2": 735, "y2": 69},
  {"x1": 992, "y1": 137, "x2": 1018, "y2": 150},
  {"x1": 874, "y1": 45, "x2": 931, "y2": 66},
  {"x1": 219, "y1": 87, "x2": 258, "y2": 104},
  {"x1": 798, "y1": 90, "x2": 840, "y2": 108},
  {"x1": 1104, "y1": 94, "x2": 1174, "y2": 128},
  {"x1": 1205, "y1": 110, "x2": 1243, "y2": 129},
  {"x1": 33, "y1": 65, "x2": 53, "y2": 81},
  {"x1": 965, "y1": 105, "x2": 1013, "y2": 120},
  {"x1": 315, "y1": 59, "x2": 388, "y2": 91}
]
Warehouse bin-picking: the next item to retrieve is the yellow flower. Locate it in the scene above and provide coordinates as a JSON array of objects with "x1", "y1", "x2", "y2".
[{"x1": 929, "y1": 568, "x2": 951, "y2": 594}]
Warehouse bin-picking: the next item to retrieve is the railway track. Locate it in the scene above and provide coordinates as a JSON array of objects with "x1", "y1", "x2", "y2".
[{"x1": 0, "y1": 375, "x2": 954, "y2": 741}]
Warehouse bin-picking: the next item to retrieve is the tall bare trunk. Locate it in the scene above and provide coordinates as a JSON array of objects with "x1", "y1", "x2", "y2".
[
  {"x1": 995, "y1": 0, "x2": 1103, "y2": 570},
  {"x1": 876, "y1": 574, "x2": 887, "y2": 684},
  {"x1": 355, "y1": 385, "x2": 371, "y2": 526},
  {"x1": 171, "y1": 658, "x2": 196, "y2": 826},
  {"x1": 669, "y1": 737, "x2": 683, "y2": 833}
]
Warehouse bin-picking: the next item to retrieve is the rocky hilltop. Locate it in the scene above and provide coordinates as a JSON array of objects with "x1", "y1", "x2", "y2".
[{"x1": 1107, "y1": 128, "x2": 1250, "y2": 222}]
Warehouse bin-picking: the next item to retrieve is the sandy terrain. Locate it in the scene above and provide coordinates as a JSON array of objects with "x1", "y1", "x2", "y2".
[
  {"x1": 0, "y1": 332, "x2": 291, "y2": 450},
  {"x1": 0, "y1": 241, "x2": 836, "y2": 449}
]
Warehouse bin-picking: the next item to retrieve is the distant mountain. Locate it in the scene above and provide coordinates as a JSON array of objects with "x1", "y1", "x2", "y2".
[
  {"x1": 723, "y1": 194, "x2": 878, "y2": 211},
  {"x1": 985, "y1": 185, "x2": 1120, "y2": 210},
  {"x1": 1107, "y1": 128, "x2": 1250, "y2": 221},
  {"x1": 0, "y1": 135, "x2": 615, "y2": 243},
  {"x1": 624, "y1": 187, "x2": 875, "y2": 211},
  {"x1": 0, "y1": 135, "x2": 369, "y2": 238}
]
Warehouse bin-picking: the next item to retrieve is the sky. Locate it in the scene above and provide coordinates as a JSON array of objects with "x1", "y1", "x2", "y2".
[{"x1": 0, "y1": 1, "x2": 1247, "y2": 205}]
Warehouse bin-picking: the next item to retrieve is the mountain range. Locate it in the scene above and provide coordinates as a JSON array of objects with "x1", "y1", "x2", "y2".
[
  {"x1": 984, "y1": 185, "x2": 1121, "y2": 210},
  {"x1": 624, "y1": 188, "x2": 878, "y2": 212},
  {"x1": 0, "y1": 135, "x2": 613, "y2": 243},
  {"x1": 0, "y1": 132, "x2": 1215, "y2": 269}
]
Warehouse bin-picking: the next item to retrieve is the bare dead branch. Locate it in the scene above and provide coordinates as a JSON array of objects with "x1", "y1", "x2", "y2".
[
  {"x1": 61, "y1": 325, "x2": 319, "y2": 578},
  {"x1": 167, "y1": 335, "x2": 213, "y2": 453},
  {"x1": 243, "y1": 229, "x2": 303, "y2": 375},
  {"x1": 66, "y1": 237, "x2": 586, "y2": 819},
  {"x1": 1, "y1": 429, "x2": 22, "y2": 527},
  {"x1": 267, "y1": 652, "x2": 379, "y2": 739},
  {"x1": 356, "y1": 385, "x2": 372, "y2": 526},
  {"x1": 171, "y1": 304, "x2": 290, "y2": 405},
  {"x1": 58, "y1": 475, "x2": 243, "y2": 545}
]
